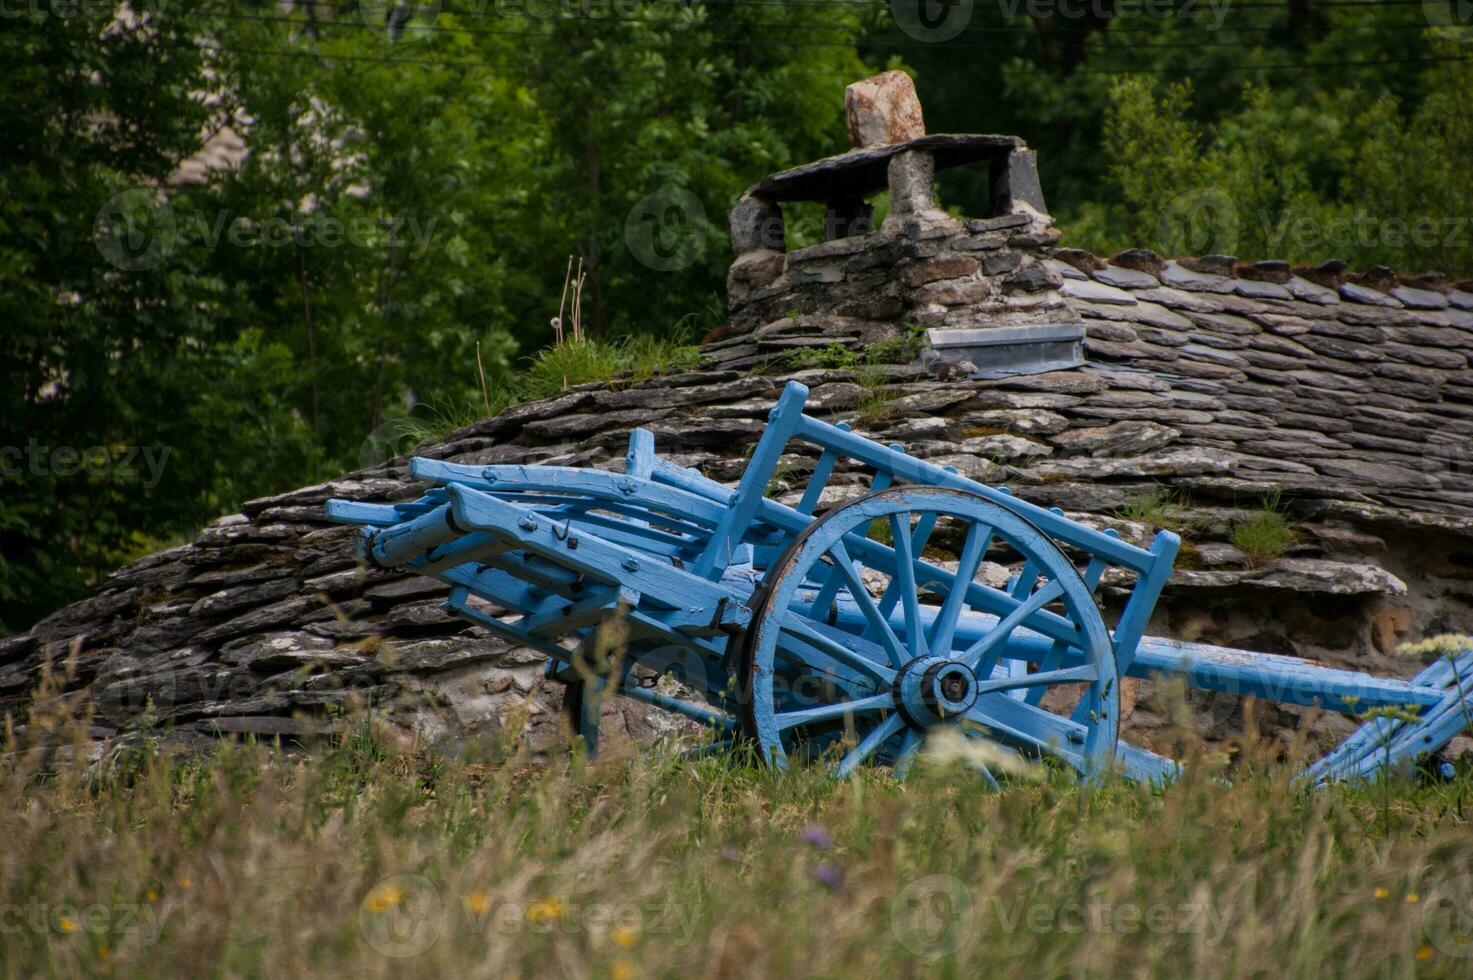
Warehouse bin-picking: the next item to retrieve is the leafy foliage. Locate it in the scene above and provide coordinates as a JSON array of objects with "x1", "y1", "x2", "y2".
[{"x1": 6, "y1": 3, "x2": 1472, "y2": 630}]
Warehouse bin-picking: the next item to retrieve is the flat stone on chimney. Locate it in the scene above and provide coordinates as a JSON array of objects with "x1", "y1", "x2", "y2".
[{"x1": 845, "y1": 70, "x2": 926, "y2": 148}]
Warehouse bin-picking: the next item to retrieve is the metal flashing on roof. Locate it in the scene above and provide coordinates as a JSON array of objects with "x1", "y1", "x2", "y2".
[{"x1": 924, "y1": 322, "x2": 1085, "y2": 380}]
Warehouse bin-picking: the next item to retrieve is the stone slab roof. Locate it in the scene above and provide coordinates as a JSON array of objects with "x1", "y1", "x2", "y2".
[
  {"x1": 5, "y1": 249, "x2": 1472, "y2": 758},
  {"x1": 748, "y1": 133, "x2": 1021, "y2": 202}
]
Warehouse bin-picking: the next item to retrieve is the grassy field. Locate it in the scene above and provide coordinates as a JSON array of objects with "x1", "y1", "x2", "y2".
[{"x1": 3, "y1": 714, "x2": 1472, "y2": 979}]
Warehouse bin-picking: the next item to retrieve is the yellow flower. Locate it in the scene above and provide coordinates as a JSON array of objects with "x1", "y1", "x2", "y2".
[
  {"x1": 365, "y1": 884, "x2": 405, "y2": 912},
  {"x1": 58, "y1": 917, "x2": 78, "y2": 934},
  {"x1": 97, "y1": 947, "x2": 110, "y2": 960},
  {"x1": 146, "y1": 889, "x2": 158, "y2": 902},
  {"x1": 526, "y1": 898, "x2": 563, "y2": 924},
  {"x1": 1406, "y1": 893, "x2": 1420, "y2": 904},
  {"x1": 612, "y1": 959, "x2": 636, "y2": 980},
  {"x1": 611, "y1": 925, "x2": 639, "y2": 949},
  {"x1": 1373, "y1": 887, "x2": 1390, "y2": 900},
  {"x1": 1416, "y1": 945, "x2": 1433, "y2": 961},
  {"x1": 175, "y1": 876, "x2": 192, "y2": 890},
  {"x1": 466, "y1": 891, "x2": 490, "y2": 915}
]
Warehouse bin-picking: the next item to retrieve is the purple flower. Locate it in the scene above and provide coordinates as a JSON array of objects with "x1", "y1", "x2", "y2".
[
  {"x1": 801, "y1": 823, "x2": 832, "y2": 851},
  {"x1": 813, "y1": 863, "x2": 844, "y2": 892}
]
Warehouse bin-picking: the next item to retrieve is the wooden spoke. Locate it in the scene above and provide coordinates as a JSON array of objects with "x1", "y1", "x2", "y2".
[
  {"x1": 779, "y1": 614, "x2": 897, "y2": 683},
  {"x1": 834, "y1": 713, "x2": 906, "y2": 778},
  {"x1": 960, "y1": 579, "x2": 1065, "y2": 673},
  {"x1": 973, "y1": 665, "x2": 1097, "y2": 697},
  {"x1": 873, "y1": 512, "x2": 939, "y2": 621},
  {"x1": 887, "y1": 512, "x2": 929, "y2": 660},
  {"x1": 891, "y1": 728, "x2": 924, "y2": 780},
  {"x1": 775, "y1": 693, "x2": 894, "y2": 731},
  {"x1": 828, "y1": 539, "x2": 907, "y2": 668},
  {"x1": 927, "y1": 520, "x2": 993, "y2": 655}
]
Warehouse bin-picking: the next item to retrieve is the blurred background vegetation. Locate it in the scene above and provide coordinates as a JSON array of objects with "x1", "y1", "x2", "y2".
[{"x1": 3, "y1": 0, "x2": 1471, "y2": 632}]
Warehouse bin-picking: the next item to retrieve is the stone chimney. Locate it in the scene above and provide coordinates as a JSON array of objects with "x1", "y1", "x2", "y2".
[{"x1": 719, "y1": 72, "x2": 1082, "y2": 378}]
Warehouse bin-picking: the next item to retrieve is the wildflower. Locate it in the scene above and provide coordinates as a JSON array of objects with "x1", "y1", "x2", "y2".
[
  {"x1": 145, "y1": 889, "x2": 158, "y2": 902},
  {"x1": 58, "y1": 916, "x2": 78, "y2": 934},
  {"x1": 1396, "y1": 634, "x2": 1472, "y2": 660},
  {"x1": 1406, "y1": 893, "x2": 1420, "y2": 904},
  {"x1": 175, "y1": 876, "x2": 192, "y2": 890},
  {"x1": 364, "y1": 883, "x2": 406, "y2": 912},
  {"x1": 466, "y1": 891, "x2": 490, "y2": 915},
  {"x1": 801, "y1": 824, "x2": 832, "y2": 851},
  {"x1": 527, "y1": 898, "x2": 564, "y2": 924},
  {"x1": 611, "y1": 924, "x2": 639, "y2": 949},
  {"x1": 1416, "y1": 945, "x2": 1434, "y2": 960},
  {"x1": 813, "y1": 863, "x2": 844, "y2": 892},
  {"x1": 1373, "y1": 887, "x2": 1390, "y2": 900},
  {"x1": 612, "y1": 959, "x2": 636, "y2": 980},
  {"x1": 97, "y1": 946, "x2": 110, "y2": 960}
]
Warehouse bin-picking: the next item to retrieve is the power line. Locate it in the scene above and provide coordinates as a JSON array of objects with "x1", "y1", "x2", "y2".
[
  {"x1": 685, "y1": 0, "x2": 1456, "y2": 8},
  {"x1": 185, "y1": 7, "x2": 1451, "y2": 53},
  {"x1": 179, "y1": 31, "x2": 1473, "y2": 74},
  {"x1": 212, "y1": 0, "x2": 1460, "y2": 34}
]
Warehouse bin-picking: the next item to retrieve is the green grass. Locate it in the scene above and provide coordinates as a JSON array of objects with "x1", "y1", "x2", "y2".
[
  {"x1": 768, "y1": 326, "x2": 928, "y2": 426},
  {"x1": 1231, "y1": 493, "x2": 1298, "y2": 567},
  {"x1": 384, "y1": 394, "x2": 513, "y2": 450},
  {"x1": 517, "y1": 335, "x2": 701, "y2": 402},
  {"x1": 4, "y1": 711, "x2": 1472, "y2": 977},
  {"x1": 1115, "y1": 488, "x2": 1219, "y2": 542},
  {"x1": 375, "y1": 335, "x2": 702, "y2": 451}
]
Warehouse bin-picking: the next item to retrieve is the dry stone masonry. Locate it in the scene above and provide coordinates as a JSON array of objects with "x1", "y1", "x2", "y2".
[
  {"x1": 6, "y1": 75, "x2": 1473, "y2": 765},
  {"x1": 722, "y1": 74, "x2": 1079, "y2": 379}
]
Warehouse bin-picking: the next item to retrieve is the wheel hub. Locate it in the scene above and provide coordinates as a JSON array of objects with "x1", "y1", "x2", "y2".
[{"x1": 894, "y1": 656, "x2": 978, "y2": 729}]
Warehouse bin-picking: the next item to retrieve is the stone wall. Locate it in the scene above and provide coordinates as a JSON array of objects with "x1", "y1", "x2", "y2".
[{"x1": 721, "y1": 136, "x2": 1080, "y2": 375}]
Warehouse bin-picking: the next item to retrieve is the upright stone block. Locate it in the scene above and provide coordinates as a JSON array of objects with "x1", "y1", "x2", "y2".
[
  {"x1": 844, "y1": 70, "x2": 926, "y2": 148},
  {"x1": 730, "y1": 194, "x2": 785, "y2": 254}
]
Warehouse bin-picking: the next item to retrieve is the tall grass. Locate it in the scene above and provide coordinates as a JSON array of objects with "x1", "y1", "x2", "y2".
[
  {"x1": 1232, "y1": 492, "x2": 1298, "y2": 567},
  {"x1": 517, "y1": 334, "x2": 700, "y2": 401},
  {"x1": 376, "y1": 334, "x2": 702, "y2": 451},
  {"x1": 3, "y1": 705, "x2": 1471, "y2": 977}
]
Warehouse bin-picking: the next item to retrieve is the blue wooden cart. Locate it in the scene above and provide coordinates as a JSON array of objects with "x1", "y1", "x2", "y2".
[{"x1": 327, "y1": 381, "x2": 1473, "y2": 784}]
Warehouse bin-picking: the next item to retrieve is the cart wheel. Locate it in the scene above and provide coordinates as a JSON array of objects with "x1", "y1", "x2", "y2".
[{"x1": 736, "y1": 486, "x2": 1118, "y2": 781}]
